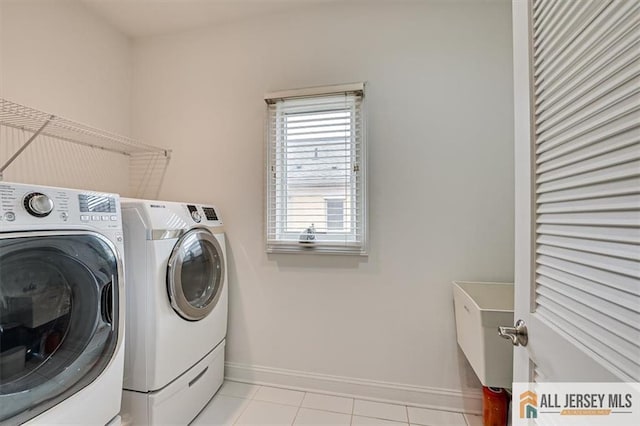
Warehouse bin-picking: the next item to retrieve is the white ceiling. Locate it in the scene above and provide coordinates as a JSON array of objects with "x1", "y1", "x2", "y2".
[{"x1": 82, "y1": 0, "x2": 344, "y2": 38}]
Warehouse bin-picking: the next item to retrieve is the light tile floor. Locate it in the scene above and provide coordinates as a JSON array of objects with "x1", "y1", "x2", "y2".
[{"x1": 192, "y1": 381, "x2": 482, "y2": 426}]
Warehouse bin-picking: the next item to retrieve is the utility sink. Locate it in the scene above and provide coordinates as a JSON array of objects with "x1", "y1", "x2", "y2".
[{"x1": 453, "y1": 281, "x2": 514, "y2": 389}]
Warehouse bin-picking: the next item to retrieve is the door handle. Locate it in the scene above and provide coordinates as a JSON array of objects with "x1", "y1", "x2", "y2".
[{"x1": 498, "y1": 319, "x2": 528, "y2": 346}]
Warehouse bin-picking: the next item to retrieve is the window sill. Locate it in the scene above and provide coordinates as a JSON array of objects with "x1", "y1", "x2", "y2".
[{"x1": 266, "y1": 242, "x2": 367, "y2": 256}]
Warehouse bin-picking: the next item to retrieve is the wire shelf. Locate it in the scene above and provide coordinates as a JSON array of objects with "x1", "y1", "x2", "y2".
[
  {"x1": 0, "y1": 97, "x2": 171, "y2": 198},
  {"x1": 0, "y1": 98, "x2": 169, "y2": 156}
]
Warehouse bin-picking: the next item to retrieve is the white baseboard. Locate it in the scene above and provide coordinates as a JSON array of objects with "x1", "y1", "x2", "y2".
[{"x1": 225, "y1": 362, "x2": 482, "y2": 415}]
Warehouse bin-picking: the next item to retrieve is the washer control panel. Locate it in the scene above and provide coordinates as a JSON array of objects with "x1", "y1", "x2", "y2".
[{"x1": 0, "y1": 182, "x2": 122, "y2": 231}]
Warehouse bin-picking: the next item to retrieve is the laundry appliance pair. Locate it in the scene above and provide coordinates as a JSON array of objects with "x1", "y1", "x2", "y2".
[{"x1": 0, "y1": 182, "x2": 227, "y2": 426}]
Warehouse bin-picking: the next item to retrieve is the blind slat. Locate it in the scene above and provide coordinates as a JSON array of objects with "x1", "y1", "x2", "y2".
[
  {"x1": 274, "y1": 141, "x2": 361, "y2": 149},
  {"x1": 272, "y1": 136, "x2": 361, "y2": 144},
  {"x1": 273, "y1": 149, "x2": 361, "y2": 157}
]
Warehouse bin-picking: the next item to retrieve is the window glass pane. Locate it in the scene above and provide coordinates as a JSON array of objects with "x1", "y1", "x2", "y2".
[{"x1": 284, "y1": 110, "x2": 352, "y2": 234}]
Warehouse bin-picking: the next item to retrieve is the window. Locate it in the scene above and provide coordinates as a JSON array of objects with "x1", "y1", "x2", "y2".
[{"x1": 265, "y1": 83, "x2": 366, "y2": 254}]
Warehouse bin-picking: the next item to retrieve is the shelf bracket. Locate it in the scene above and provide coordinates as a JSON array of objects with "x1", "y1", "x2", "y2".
[{"x1": 0, "y1": 115, "x2": 54, "y2": 180}]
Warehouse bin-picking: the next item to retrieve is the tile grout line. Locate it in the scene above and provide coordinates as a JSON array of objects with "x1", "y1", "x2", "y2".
[
  {"x1": 223, "y1": 382, "x2": 472, "y2": 426},
  {"x1": 351, "y1": 399, "x2": 410, "y2": 424},
  {"x1": 230, "y1": 398, "x2": 251, "y2": 426},
  {"x1": 290, "y1": 392, "x2": 306, "y2": 426},
  {"x1": 350, "y1": 397, "x2": 355, "y2": 426},
  {"x1": 250, "y1": 385, "x2": 261, "y2": 400},
  {"x1": 231, "y1": 384, "x2": 261, "y2": 425},
  {"x1": 297, "y1": 392, "x2": 357, "y2": 417}
]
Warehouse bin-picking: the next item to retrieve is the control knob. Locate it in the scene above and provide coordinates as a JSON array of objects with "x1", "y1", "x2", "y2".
[
  {"x1": 191, "y1": 211, "x2": 202, "y2": 223},
  {"x1": 24, "y1": 192, "x2": 54, "y2": 217}
]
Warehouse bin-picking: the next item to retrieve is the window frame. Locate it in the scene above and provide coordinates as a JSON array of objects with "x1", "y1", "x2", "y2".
[{"x1": 264, "y1": 83, "x2": 367, "y2": 255}]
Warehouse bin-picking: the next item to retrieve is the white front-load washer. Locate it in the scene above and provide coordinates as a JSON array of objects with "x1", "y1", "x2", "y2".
[
  {"x1": 0, "y1": 182, "x2": 125, "y2": 425},
  {"x1": 120, "y1": 199, "x2": 227, "y2": 425}
]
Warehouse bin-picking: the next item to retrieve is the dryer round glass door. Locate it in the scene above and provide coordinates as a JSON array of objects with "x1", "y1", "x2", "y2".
[
  {"x1": 0, "y1": 232, "x2": 120, "y2": 425},
  {"x1": 167, "y1": 228, "x2": 224, "y2": 321}
]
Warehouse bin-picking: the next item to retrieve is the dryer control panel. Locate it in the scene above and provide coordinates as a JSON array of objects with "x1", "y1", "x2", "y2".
[
  {"x1": 120, "y1": 199, "x2": 223, "y2": 232},
  {"x1": 186, "y1": 204, "x2": 202, "y2": 223},
  {"x1": 186, "y1": 204, "x2": 220, "y2": 224},
  {"x1": 192, "y1": 205, "x2": 221, "y2": 225}
]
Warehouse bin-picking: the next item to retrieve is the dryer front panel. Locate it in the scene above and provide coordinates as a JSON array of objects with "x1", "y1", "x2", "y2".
[
  {"x1": 166, "y1": 228, "x2": 225, "y2": 321},
  {"x1": 0, "y1": 232, "x2": 121, "y2": 425}
]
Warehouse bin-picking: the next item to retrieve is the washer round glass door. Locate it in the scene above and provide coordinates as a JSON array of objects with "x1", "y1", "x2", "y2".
[
  {"x1": 167, "y1": 228, "x2": 224, "y2": 321},
  {"x1": 0, "y1": 232, "x2": 120, "y2": 424}
]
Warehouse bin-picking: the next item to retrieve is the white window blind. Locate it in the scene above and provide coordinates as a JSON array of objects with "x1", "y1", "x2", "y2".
[
  {"x1": 531, "y1": 0, "x2": 640, "y2": 380},
  {"x1": 265, "y1": 84, "x2": 366, "y2": 254}
]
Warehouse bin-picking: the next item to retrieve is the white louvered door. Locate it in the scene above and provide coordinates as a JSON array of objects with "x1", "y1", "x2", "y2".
[{"x1": 512, "y1": 0, "x2": 640, "y2": 385}]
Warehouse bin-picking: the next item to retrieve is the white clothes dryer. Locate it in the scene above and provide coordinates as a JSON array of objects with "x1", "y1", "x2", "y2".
[
  {"x1": 120, "y1": 199, "x2": 227, "y2": 425},
  {"x1": 0, "y1": 182, "x2": 125, "y2": 425}
]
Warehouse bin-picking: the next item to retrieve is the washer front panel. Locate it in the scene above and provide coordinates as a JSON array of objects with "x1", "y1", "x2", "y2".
[{"x1": 0, "y1": 232, "x2": 120, "y2": 425}]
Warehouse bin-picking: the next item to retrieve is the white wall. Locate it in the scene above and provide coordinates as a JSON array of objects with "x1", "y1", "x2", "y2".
[
  {"x1": 132, "y1": 0, "x2": 514, "y2": 409},
  {"x1": 0, "y1": 0, "x2": 132, "y2": 194}
]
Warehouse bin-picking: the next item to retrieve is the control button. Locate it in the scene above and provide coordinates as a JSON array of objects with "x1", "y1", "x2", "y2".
[
  {"x1": 60, "y1": 212, "x2": 69, "y2": 221},
  {"x1": 4, "y1": 212, "x2": 15, "y2": 222},
  {"x1": 81, "y1": 215, "x2": 90, "y2": 221},
  {"x1": 92, "y1": 215, "x2": 100, "y2": 221},
  {"x1": 116, "y1": 235, "x2": 123, "y2": 243},
  {"x1": 191, "y1": 211, "x2": 202, "y2": 223},
  {"x1": 110, "y1": 215, "x2": 118, "y2": 221},
  {"x1": 101, "y1": 215, "x2": 109, "y2": 221}
]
